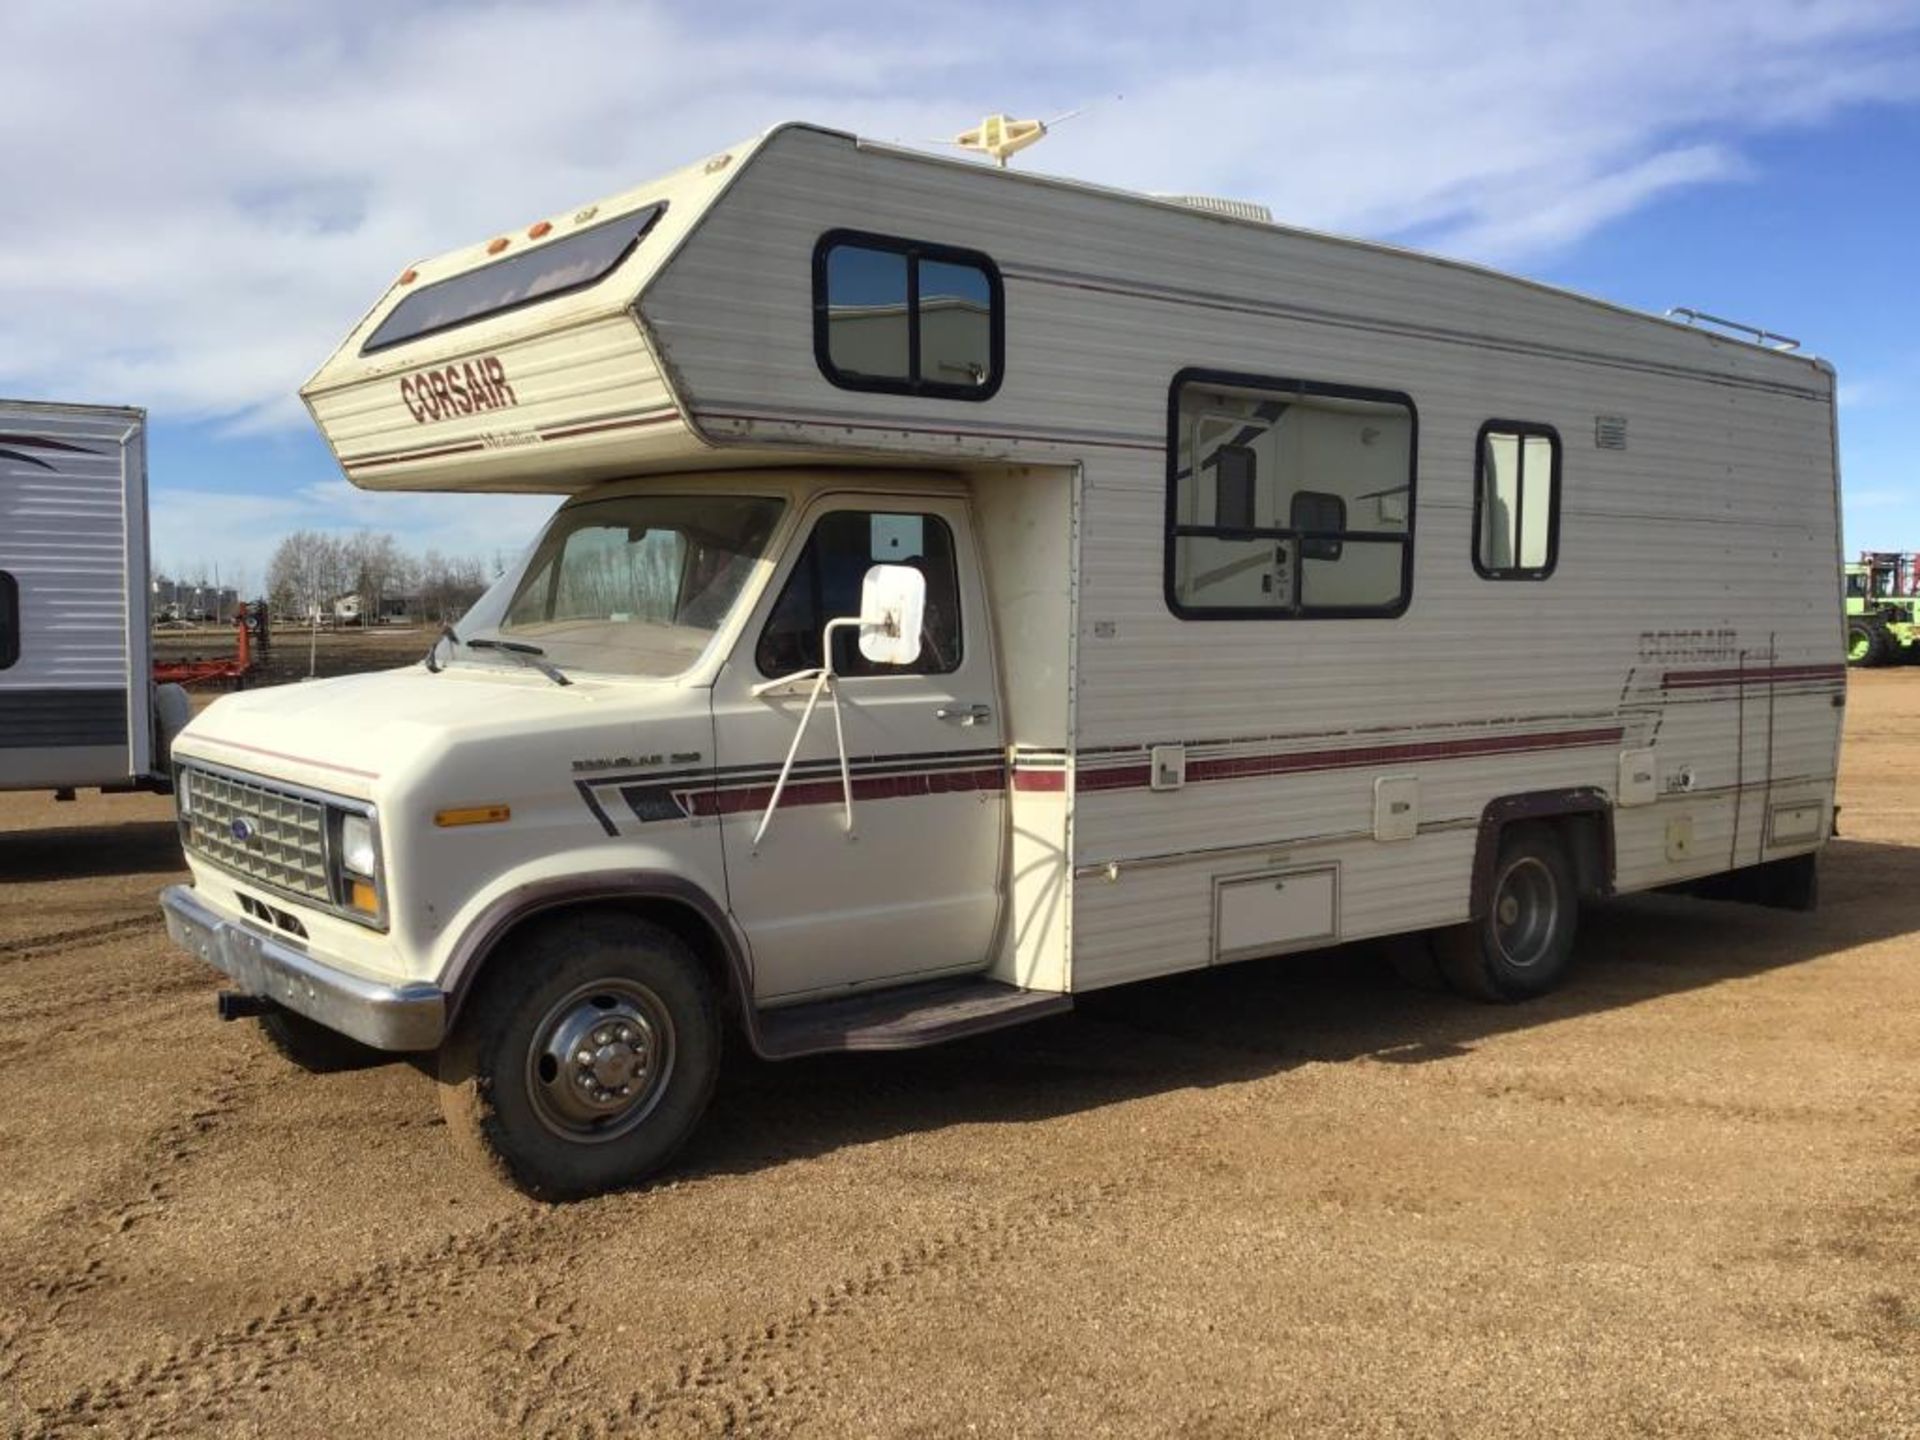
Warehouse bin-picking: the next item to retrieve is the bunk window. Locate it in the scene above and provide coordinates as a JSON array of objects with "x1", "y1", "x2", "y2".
[
  {"x1": 361, "y1": 202, "x2": 668, "y2": 355},
  {"x1": 1474, "y1": 422, "x2": 1561, "y2": 580},
  {"x1": 813, "y1": 231, "x2": 1003, "y2": 401},
  {"x1": 0, "y1": 571, "x2": 16, "y2": 669},
  {"x1": 1165, "y1": 371, "x2": 1416, "y2": 619}
]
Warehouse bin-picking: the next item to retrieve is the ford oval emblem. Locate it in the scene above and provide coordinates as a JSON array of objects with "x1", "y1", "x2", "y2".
[{"x1": 230, "y1": 816, "x2": 255, "y2": 844}]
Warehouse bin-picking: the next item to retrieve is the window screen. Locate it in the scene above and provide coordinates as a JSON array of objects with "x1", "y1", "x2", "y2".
[
  {"x1": 362, "y1": 202, "x2": 667, "y2": 355},
  {"x1": 814, "y1": 231, "x2": 1002, "y2": 400},
  {"x1": 1474, "y1": 422, "x2": 1561, "y2": 579},
  {"x1": 1166, "y1": 371, "x2": 1415, "y2": 619},
  {"x1": 757, "y1": 511, "x2": 962, "y2": 677},
  {"x1": 0, "y1": 571, "x2": 16, "y2": 669}
]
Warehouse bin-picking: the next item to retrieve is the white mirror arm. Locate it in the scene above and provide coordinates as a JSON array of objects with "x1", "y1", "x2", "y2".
[{"x1": 752, "y1": 617, "x2": 862, "y2": 847}]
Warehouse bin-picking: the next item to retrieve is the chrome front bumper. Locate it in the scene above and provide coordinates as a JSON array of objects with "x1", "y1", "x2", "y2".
[{"x1": 160, "y1": 884, "x2": 445, "y2": 1051}]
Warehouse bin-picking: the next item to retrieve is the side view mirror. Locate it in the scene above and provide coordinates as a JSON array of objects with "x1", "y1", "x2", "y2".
[{"x1": 856, "y1": 563, "x2": 924, "y2": 667}]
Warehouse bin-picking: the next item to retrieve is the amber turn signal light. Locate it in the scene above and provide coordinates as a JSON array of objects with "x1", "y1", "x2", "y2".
[{"x1": 435, "y1": 805, "x2": 512, "y2": 828}]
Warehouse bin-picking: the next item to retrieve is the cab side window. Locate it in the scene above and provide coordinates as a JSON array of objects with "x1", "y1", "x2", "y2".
[{"x1": 756, "y1": 512, "x2": 962, "y2": 678}]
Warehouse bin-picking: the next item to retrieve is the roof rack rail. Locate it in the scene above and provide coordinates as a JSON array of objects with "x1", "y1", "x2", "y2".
[{"x1": 1664, "y1": 307, "x2": 1800, "y2": 352}]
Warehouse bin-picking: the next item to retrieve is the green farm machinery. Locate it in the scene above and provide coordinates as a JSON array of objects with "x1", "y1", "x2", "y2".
[{"x1": 1845, "y1": 551, "x2": 1920, "y2": 666}]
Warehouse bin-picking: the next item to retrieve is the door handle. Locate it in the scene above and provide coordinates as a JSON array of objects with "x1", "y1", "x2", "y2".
[{"x1": 936, "y1": 703, "x2": 993, "y2": 726}]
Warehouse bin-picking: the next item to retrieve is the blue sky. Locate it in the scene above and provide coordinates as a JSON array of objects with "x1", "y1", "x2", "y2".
[{"x1": 4, "y1": 0, "x2": 1918, "y2": 588}]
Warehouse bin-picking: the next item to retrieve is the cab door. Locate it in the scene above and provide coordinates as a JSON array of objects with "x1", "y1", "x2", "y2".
[{"x1": 709, "y1": 496, "x2": 1006, "y2": 1001}]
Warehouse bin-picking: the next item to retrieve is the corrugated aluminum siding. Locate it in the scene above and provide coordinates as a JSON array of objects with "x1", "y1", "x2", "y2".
[
  {"x1": 0, "y1": 401, "x2": 146, "y2": 781},
  {"x1": 642, "y1": 128, "x2": 1841, "y2": 990}
]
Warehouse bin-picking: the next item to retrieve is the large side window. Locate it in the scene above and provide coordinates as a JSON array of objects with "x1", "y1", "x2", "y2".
[
  {"x1": 813, "y1": 232, "x2": 1003, "y2": 401},
  {"x1": 0, "y1": 571, "x2": 17, "y2": 669},
  {"x1": 757, "y1": 511, "x2": 962, "y2": 677},
  {"x1": 1474, "y1": 422, "x2": 1561, "y2": 580},
  {"x1": 1165, "y1": 371, "x2": 1416, "y2": 619}
]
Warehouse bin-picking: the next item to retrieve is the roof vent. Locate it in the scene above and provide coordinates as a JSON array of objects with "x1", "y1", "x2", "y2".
[{"x1": 1157, "y1": 194, "x2": 1274, "y2": 223}]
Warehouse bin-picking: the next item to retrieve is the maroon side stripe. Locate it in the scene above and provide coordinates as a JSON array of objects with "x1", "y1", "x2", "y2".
[
  {"x1": 1661, "y1": 664, "x2": 1846, "y2": 690},
  {"x1": 1012, "y1": 769, "x2": 1068, "y2": 793},
  {"x1": 685, "y1": 767, "x2": 1008, "y2": 818},
  {"x1": 343, "y1": 409, "x2": 679, "y2": 471},
  {"x1": 1063, "y1": 725, "x2": 1624, "y2": 796}
]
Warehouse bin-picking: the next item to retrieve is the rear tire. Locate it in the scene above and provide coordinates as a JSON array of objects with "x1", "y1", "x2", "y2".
[
  {"x1": 1436, "y1": 825, "x2": 1579, "y2": 1002},
  {"x1": 258, "y1": 1008, "x2": 387, "y2": 1073},
  {"x1": 437, "y1": 911, "x2": 721, "y2": 1201},
  {"x1": 1846, "y1": 615, "x2": 1892, "y2": 667}
]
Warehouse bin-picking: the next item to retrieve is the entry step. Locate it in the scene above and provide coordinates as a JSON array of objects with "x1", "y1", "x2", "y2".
[{"x1": 754, "y1": 976, "x2": 1071, "y2": 1059}]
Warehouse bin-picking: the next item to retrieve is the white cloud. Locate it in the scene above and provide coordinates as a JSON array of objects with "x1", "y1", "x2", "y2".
[{"x1": 1, "y1": 0, "x2": 1917, "y2": 432}]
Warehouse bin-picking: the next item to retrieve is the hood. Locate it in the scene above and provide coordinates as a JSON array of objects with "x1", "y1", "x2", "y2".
[{"x1": 173, "y1": 664, "x2": 683, "y2": 799}]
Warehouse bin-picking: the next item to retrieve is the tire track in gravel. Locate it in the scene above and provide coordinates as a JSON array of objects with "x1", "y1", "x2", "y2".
[
  {"x1": 0, "y1": 1051, "x2": 270, "y2": 1390},
  {"x1": 0, "y1": 966, "x2": 207, "y2": 1035},
  {"x1": 509, "y1": 1177, "x2": 1140, "y2": 1440},
  {"x1": 510, "y1": 1027, "x2": 1293, "y2": 1440},
  {"x1": 19, "y1": 1195, "x2": 631, "y2": 1437},
  {"x1": 0, "y1": 916, "x2": 163, "y2": 967},
  {"x1": 0, "y1": 987, "x2": 205, "y2": 1077}
]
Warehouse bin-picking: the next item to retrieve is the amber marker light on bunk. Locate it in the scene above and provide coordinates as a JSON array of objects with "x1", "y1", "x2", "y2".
[
  {"x1": 528, "y1": 220, "x2": 552, "y2": 239},
  {"x1": 486, "y1": 236, "x2": 510, "y2": 255},
  {"x1": 399, "y1": 268, "x2": 418, "y2": 285},
  {"x1": 436, "y1": 804, "x2": 512, "y2": 828}
]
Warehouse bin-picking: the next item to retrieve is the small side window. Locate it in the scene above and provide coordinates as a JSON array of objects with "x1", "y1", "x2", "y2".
[
  {"x1": 757, "y1": 512, "x2": 963, "y2": 677},
  {"x1": 1475, "y1": 422, "x2": 1561, "y2": 579},
  {"x1": 0, "y1": 571, "x2": 17, "y2": 670},
  {"x1": 814, "y1": 231, "x2": 1003, "y2": 401}
]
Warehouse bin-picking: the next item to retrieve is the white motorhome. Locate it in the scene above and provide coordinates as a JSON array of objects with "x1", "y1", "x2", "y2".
[
  {"x1": 160, "y1": 125, "x2": 1844, "y2": 1199},
  {"x1": 1, "y1": 399, "x2": 187, "y2": 795}
]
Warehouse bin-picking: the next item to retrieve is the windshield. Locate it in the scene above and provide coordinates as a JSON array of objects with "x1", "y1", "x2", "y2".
[{"x1": 455, "y1": 494, "x2": 783, "y2": 679}]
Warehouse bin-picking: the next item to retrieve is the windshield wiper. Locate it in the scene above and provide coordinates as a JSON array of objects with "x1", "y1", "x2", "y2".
[
  {"x1": 466, "y1": 636, "x2": 573, "y2": 687},
  {"x1": 423, "y1": 622, "x2": 459, "y2": 673}
]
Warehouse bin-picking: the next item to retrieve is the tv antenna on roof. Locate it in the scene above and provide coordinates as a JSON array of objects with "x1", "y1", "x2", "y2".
[{"x1": 937, "y1": 102, "x2": 1112, "y2": 167}]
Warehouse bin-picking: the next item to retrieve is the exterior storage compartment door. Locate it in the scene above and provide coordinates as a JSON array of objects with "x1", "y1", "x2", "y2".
[{"x1": 1213, "y1": 866, "x2": 1338, "y2": 963}]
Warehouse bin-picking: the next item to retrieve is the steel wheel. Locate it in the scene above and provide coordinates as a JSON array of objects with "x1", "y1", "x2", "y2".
[
  {"x1": 524, "y1": 979, "x2": 677, "y2": 1143},
  {"x1": 1434, "y1": 823, "x2": 1580, "y2": 1002},
  {"x1": 1490, "y1": 856, "x2": 1560, "y2": 970}
]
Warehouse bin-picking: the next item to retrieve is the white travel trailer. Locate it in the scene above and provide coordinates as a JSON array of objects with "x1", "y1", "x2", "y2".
[
  {"x1": 1, "y1": 400, "x2": 187, "y2": 795},
  {"x1": 160, "y1": 124, "x2": 1844, "y2": 1198}
]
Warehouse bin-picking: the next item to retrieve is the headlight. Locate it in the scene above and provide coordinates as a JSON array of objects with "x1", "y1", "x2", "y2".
[
  {"x1": 340, "y1": 813, "x2": 376, "y2": 878},
  {"x1": 176, "y1": 768, "x2": 193, "y2": 817}
]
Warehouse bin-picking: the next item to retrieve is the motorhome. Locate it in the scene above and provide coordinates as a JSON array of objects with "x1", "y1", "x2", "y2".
[
  {"x1": 1, "y1": 399, "x2": 188, "y2": 796},
  {"x1": 159, "y1": 124, "x2": 1844, "y2": 1199}
]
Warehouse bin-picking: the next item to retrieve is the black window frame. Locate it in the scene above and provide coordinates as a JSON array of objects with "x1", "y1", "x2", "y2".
[
  {"x1": 754, "y1": 508, "x2": 965, "y2": 679},
  {"x1": 812, "y1": 229, "x2": 1005, "y2": 402},
  {"x1": 0, "y1": 570, "x2": 16, "y2": 670},
  {"x1": 1163, "y1": 367, "x2": 1418, "y2": 622},
  {"x1": 361, "y1": 201, "x2": 668, "y2": 356},
  {"x1": 1472, "y1": 419, "x2": 1562, "y2": 581}
]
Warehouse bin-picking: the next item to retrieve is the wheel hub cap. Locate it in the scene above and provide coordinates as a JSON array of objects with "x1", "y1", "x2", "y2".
[
  {"x1": 1491, "y1": 856, "x2": 1559, "y2": 970},
  {"x1": 527, "y1": 982, "x2": 676, "y2": 1142}
]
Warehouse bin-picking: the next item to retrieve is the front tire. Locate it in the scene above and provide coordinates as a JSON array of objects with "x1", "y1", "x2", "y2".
[
  {"x1": 1436, "y1": 825, "x2": 1579, "y2": 1002},
  {"x1": 1847, "y1": 614, "x2": 1892, "y2": 667},
  {"x1": 437, "y1": 911, "x2": 721, "y2": 1201}
]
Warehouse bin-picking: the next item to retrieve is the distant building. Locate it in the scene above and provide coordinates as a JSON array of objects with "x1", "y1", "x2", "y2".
[{"x1": 152, "y1": 575, "x2": 240, "y2": 622}]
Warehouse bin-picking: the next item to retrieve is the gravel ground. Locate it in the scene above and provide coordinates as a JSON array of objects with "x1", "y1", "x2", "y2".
[{"x1": 0, "y1": 672, "x2": 1914, "y2": 1438}]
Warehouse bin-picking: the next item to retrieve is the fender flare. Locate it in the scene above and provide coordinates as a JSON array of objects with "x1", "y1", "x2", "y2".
[
  {"x1": 439, "y1": 871, "x2": 767, "y2": 1052},
  {"x1": 1469, "y1": 788, "x2": 1615, "y2": 918}
]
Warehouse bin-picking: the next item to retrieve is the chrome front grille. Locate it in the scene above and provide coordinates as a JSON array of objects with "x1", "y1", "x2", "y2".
[{"x1": 181, "y1": 766, "x2": 332, "y2": 905}]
